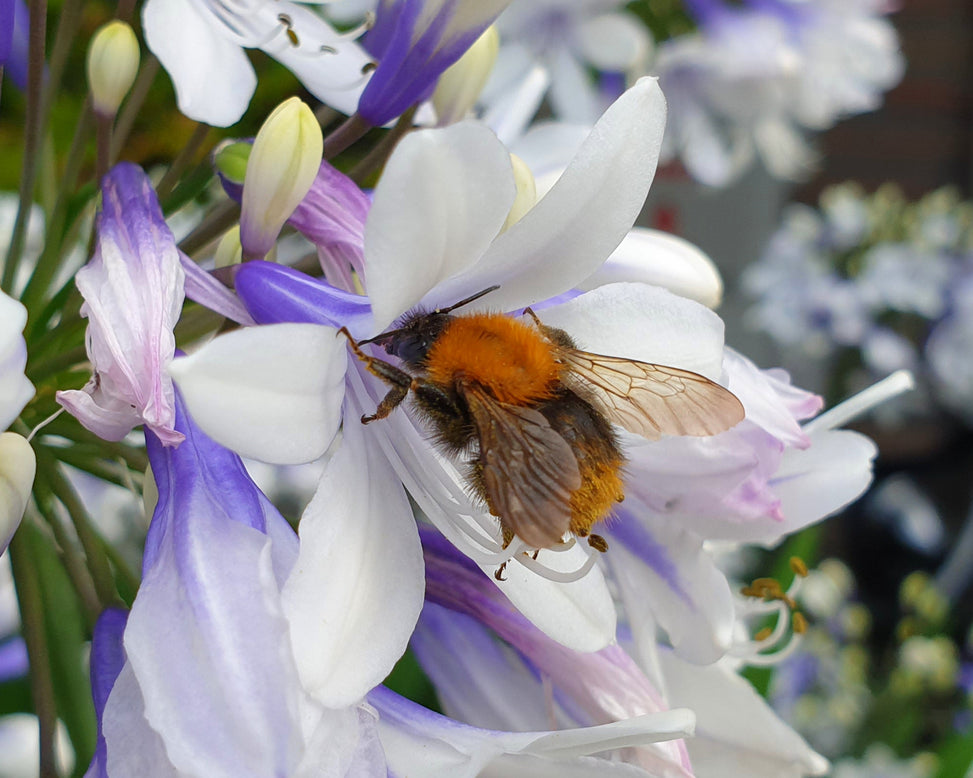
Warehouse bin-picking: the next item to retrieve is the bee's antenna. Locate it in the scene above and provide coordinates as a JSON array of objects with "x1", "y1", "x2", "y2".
[
  {"x1": 436, "y1": 285, "x2": 500, "y2": 314},
  {"x1": 358, "y1": 286, "x2": 501, "y2": 345}
]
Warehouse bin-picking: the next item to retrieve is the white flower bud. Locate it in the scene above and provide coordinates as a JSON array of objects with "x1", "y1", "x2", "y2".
[
  {"x1": 432, "y1": 26, "x2": 499, "y2": 126},
  {"x1": 87, "y1": 21, "x2": 140, "y2": 118},
  {"x1": 240, "y1": 98, "x2": 323, "y2": 260},
  {"x1": 502, "y1": 153, "x2": 537, "y2": 232},
  {"x1": 0, "y1": 433, "x2": 36, "y2": 553}
]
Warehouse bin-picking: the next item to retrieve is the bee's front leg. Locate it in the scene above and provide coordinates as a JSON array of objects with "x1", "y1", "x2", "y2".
[{"x1": 338, "y1": 327, "x2": 416, "y2": 423}]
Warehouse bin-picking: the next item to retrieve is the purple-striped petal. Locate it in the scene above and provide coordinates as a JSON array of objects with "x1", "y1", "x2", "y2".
[
  {"x1": 56, "y1": 163, "x2": 185, "y2": 447},
  {"x1": 86, "y1": 608, "x2": 128, "y2": 778},
  {"x1": 359, "y1": 0, "x2": 512, "y2": 125}
]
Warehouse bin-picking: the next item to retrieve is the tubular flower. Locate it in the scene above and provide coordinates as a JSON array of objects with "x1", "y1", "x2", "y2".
[
  {"x1": 56, "y1": 164, "x2": 185, "y2": 446},
  {"x1": 87, "y1": 391, "x2": 419, "y2": 777}
]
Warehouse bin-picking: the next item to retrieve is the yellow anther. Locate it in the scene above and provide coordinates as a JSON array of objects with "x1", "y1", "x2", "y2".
[
  {"x1": 789, "y1": 556, "x2": 809, "y2": 577},
  {"x1": 792, "y1": 612, "x2": 808, "y2": 634},
  {"x1": 754, "y1": 627, "x2": 773, "y2": 642}
]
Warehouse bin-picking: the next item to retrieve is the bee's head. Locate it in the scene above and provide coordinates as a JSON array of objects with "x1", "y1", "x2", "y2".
[
  {"x1": 361, "y1": 285, "x2": 500, "y2": 369},
  {"x1": 366, "y1": 310, "x2": 452, "y2": 369}
]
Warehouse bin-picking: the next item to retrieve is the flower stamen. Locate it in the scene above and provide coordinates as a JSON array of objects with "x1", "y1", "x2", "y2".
[{"x1": 730, "y1": 556, "x2": 811, "y2": 667}]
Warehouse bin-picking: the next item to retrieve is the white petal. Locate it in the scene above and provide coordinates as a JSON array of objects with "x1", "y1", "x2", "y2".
[
  {"x1": 169, "y1": 324, "x2": 346, "y2": 464},
  {"x1": 659, "y1": 651, "x2": 829, "y2": 777},
  {"x1": 578, "y1": 13, "x2": 652, "y2": 72},
  {"x1": 609, "y1": 516, "x2": 735, "y2": 664},
  {"x1": 363, "y1": 121, "x2": 515, "y2": 332},
  {"x1": 102, "y1": 665, "x2": 184, "y2": 777},
  {"x1": 538, "y1": 283, "x2": 727, "y2": 381},
  {"x1": 483, "y1": 62, "x2": 551, "y2": 146},
  {"x1": 432, "y1": 77, "x2": 667, "y2": 314},
  {"x1": 491, "y1": 542, "x2": 617, "y2": 652},
  {"x1": 142, "y1": 0, "x2": 256, "y2": 126},
  {"x1": 259, "y1": 2, "x2": 372, "y2": 117},
  {"x1": 0, "y1": 291, "x2": 33, "y2": 430},
  {"x1": 547, "y1": 45, "x2": 602, "y2": 124},
  {"x1": 579, "y1": 228, "x2": 723, "y2": 309},
  {"x1": 281, "y1": 414, "x2": 423, "y2": 707},
  {"x1": 0, "y1": 433, "x2": 35, "y2": 554},
  {"x1": 766, "y1": 429, "x2": 877, "y2": 545}
]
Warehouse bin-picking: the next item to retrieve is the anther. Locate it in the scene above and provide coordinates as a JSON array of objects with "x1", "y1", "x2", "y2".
[{"x1": 789, "y1": 556, "x2": 809, "y2": 577}]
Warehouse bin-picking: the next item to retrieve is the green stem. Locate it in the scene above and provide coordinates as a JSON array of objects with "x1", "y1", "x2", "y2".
[
  {"x1": 3, "y1": 0, "x2": 49, "y2": 294},
  {"x1": 112, "y1": 55, "x2": 160, "y2": 160},
  {"x1": 27, "y1": 344, "x2": 88, "y2": 385},
  {"x1": 156, "y1": 123, "x2": 211, "y2": 201},
  {"x1": 41, "y1": 0, "x2": 83, "y2": 123},
  {"x1": 30, "y1": 484, "x2": 102, "y2": 627},
  {"x1": 8, "y1": 527, "x2": 61, "y2": 778},
  {"x1": 350, "y1": 105, "x2": 417, "y2": 184},
  {"x1": 95, "y1": 113, "x2": 112, "y2": 183},
  {"x1": 35, "y1": 448, "x2": 121, "y2": 608}
]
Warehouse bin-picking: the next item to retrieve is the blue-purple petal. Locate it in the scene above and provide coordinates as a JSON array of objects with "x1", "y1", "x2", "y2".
[
  {"x1": 235, "y1": 260, "x2": 374, "y2": 333},
  {"x1": 1, "y1": 0, "x2": 29, "y2": 90},
  {"x1": 606, "y1": 511, "x2": 691, "y2": 605},
  {"x1": 0, "y1": 637, "x2": 27, "y2": 682},
  {"x1": 86, "y1": 608, "x2": 128, "y2": 778},
  {"x1": 143, "y1": 389, "x2": 298, "y2": 579},
  {"x1": 359, "y1": 0, "x2": 499, "y2": 125}
]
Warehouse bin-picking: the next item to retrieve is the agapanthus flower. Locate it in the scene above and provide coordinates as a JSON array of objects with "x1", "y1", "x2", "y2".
[
  {"x1": 172, "y1": 78, "x2": 669, "y2": 650},
  {"x1": 142, "y1": 0, "x2": 372, "y2": 126},
  {"x1": 56, "y1": 163, "x2": 185, "y2": 447},
  {"x1": 357, "y1": 0, "x2": 516, "y2": 126},
  {"x1": 88, "y1": 391, "x2": 415, "y2": 776},
  {"x1": 657, "y1": 0, "x2": 902, "y2": 186},
  {"x1": 478, "y1": 0, "x2": 652, "y2": 143}
]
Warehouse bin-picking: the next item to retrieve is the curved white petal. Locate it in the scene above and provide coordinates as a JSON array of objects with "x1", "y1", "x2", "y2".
[
  {"x1": 0, "y1": 434, "x2": 34, "y2": 554},
  {"x1": 364, "y1": 121, "x2": 516, "y2": 333},
  {"x1": 659, "y1": 651, "x2": 829, "y2": 777},
  {"x1": 169, "y1": 324, "x2": 346, "y2": 464},
  {"x1": 281, "y1": 414, "x2": 423, "y2": 708},
  {"x1": 538, "y1": 283, "x2": 727, "y2": 381},
  {"x1": 142, "y1": 0, "x2": 256, "y2": 126},
  {"x1": 0, "y1": 291, "x2": 33, "y2": 431},
  {"x1": 431, "y1": 77, "x2": 667, "y2": 314},
  {"x1": 491, "y1": 543, "x2": 617, "y2": 653},
  {"x1": 767, "y1": 429, "x2": 877, "y2": 545},
  {"x1": 483, "y1": 62, "x2": 551, "y2": 146},
  {"x1": 578, "y1": 13, "x2": 652, "y2": 72},
  {"x1": 609, "y1": 515, "x2": 735, "y2": 665},
  {"x1": 579, "y1": 229, "x2": 723, "y2": 309}
]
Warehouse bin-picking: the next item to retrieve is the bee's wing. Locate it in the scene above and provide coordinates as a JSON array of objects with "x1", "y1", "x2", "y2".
[
  {"x1": 561, "y1": 350, "x2": 746, "y2": 440},
  {"x1": 464, "y1": 383, "x2": 581, "y2": 550}
]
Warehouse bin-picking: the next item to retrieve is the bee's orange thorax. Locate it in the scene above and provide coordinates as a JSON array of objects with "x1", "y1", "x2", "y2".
[{"x1": 425, "y1": 313, "x2": 562, "y2": 405}]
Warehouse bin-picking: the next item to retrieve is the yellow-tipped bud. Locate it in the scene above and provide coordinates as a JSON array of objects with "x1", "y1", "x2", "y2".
[
  {"x1": 214, "y1": 226, "x2": 243, "y2": 268},
  {"x1": 433, "y1": 26, "x2": 499, "y2": 126},
  {"x1": 87, "y1": 21, "x2": 140, "y2": 117},
  {"x1": 240, "y1": 97, "x2": 323, "y2": 260},
  {"x1": 502, "y1": 153, "x2": 537, "y2": 232}
]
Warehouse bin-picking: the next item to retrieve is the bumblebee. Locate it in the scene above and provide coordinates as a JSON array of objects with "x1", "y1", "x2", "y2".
[{"x1": 339, "y1": 287, "x2": 745, "y2": 560}]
